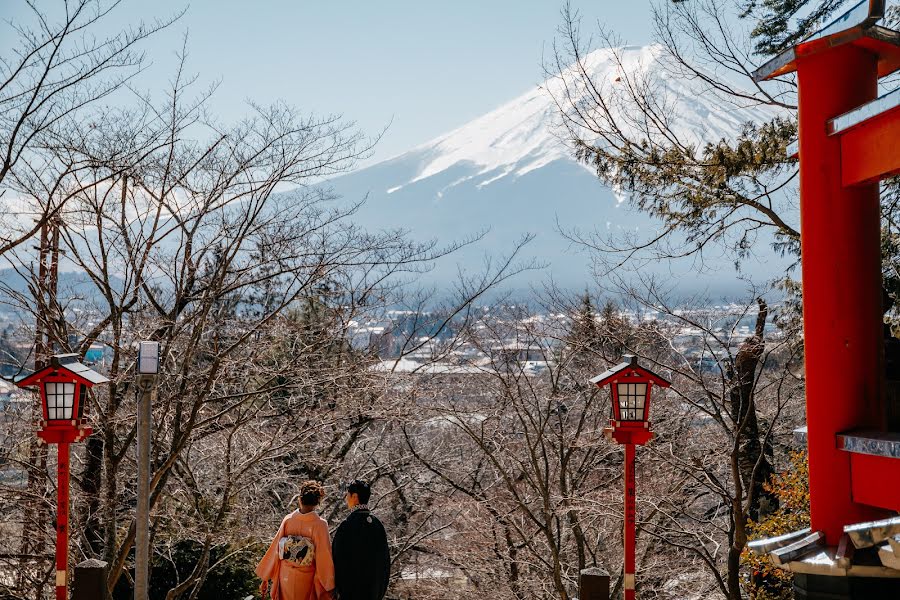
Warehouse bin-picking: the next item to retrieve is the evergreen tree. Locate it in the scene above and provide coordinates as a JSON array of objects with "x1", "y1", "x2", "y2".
[
  {"x1": 552, "y1": 1, "x2": 900, "y2": 325},
  {"x1": 739, "y1": 0, "x2": 900, "y2": 342},
  {"x1": 566, "y1": 293, "x2": 600, "y2": 353},
  {"x1": 741, "y1": 0, "x2": 850, "y2": 56},
  {"x1": 564, "y1": 294, "x2": 629, "y2": 369},
  {"x1": 597, "y1": 299, "x2": 630, "y2": 360},
  {"x1": 742, "y1": 0, "x2": 900, "y2": 56},
  {"x1": 551, "y1": 2, "x2": 803, "y2": 274}
]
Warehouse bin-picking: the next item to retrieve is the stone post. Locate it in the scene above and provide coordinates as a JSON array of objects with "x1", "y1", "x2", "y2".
[
  {"x1": 579, "y1": 567, "x2": 610, "y2": 600},
  {"x1": 71, "y1": 558, "x2": 108, "y2": 600}
]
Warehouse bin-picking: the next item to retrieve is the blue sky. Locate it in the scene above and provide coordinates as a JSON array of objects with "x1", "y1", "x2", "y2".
[{"x1": 2, "y1": 0, "x2": 656, "y2": 163}]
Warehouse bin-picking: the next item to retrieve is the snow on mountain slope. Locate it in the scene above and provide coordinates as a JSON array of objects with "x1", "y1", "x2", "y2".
[
  {"x1": 326, "y1": 45, "x2": 788, "y2": 295},
  {"x1": 384, "y1": 45, "x2": 780, "y2": 195}
]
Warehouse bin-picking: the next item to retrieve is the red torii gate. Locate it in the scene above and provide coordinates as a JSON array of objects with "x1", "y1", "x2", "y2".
[{"x1": 750, "y1": 1, "x2": 900, "y2": 594}]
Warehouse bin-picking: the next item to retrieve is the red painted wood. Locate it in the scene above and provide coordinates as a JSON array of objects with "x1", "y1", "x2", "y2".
[
  {"x1": 841, "y1": 103, "x2": 900, "y2": 186},
  {"x1": 849, "y1": 453, "x2": 900, "y2": 511},
  {"x1": 854, "y1": 36, "x2": 900, "y2": 79},
  {"x1": 38, "y1": 427, "x2": 91, "y2": 445},
  {"x1": 624, "y1": 442, "x2": 636, "y2": 600},
  {"x1": 56, "y1": 442, "x2": 69, "y2": 600},
  {"x1": 17, "y1": 366, "x2": 103, "y2": 389},
  {"x1": 796, "y1": 44, "x2": 887, "y2": 545},
  {"x1": 610, "y1": 427, "x2": 653, "y2": 446}
]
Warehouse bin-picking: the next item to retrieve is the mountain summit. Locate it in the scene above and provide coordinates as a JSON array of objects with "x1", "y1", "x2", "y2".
[
  {"x1": 327, "y1": 45, "x2": 785, "y2": 294},
  {"x1": 385, "y1": 45, "x2": 776, "y2": 193}
]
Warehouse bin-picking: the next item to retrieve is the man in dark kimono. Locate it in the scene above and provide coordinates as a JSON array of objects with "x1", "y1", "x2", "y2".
[{"x1": 332, "y1": 480, "x2": 390, "y2": 600}]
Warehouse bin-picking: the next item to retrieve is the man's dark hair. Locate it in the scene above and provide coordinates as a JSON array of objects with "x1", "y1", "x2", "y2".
[{"x1": 346, "y1": 479, "x2": 371, "y2": 504}]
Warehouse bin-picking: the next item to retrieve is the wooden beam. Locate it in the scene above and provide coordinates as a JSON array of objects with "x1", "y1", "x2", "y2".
[
  {"x1": 849, "y1": 453, "x2": 900, "y2": 511},
  {"x1": 838, "y1": 95, "x2": 900, "y2": 186},
  {"x1": 845, "y1": 516, "x2": 900, "y2": 549},
  {"x1": 770, "y1": 531, "x2": 826, "y2": 566}
]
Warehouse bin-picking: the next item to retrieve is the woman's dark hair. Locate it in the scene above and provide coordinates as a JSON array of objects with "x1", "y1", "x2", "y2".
[
  {"x1": 299, "y1": 480, "x2": 325, "y2": 507},
  {"x1": 345, "y1": 479, "x2": 371, "y2": 504}
]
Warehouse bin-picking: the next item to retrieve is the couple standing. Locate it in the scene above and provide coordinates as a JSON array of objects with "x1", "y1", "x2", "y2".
[{"x1": 256, "y1": 480, "x2": 390, "y2": 600}]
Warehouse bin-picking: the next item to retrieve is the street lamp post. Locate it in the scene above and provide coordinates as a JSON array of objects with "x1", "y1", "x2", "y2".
[
  {"x1": 590, "y1": 355, "x2": 671, "y2": 600},
  {"x1": 17, "y1": 354, "x2": 109, "y2": 600},
  {"x1": 134, "y1": 341, "x2": 160, "y2": 600}
]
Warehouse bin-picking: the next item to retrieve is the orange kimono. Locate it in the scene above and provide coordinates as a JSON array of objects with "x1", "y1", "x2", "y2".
[{"x1": 256, "y1": 511, "x2": 335, "y2": 600}]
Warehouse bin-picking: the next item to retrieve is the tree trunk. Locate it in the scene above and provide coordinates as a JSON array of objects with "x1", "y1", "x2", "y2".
[
  {"x1": 728, "y1": 298, "x2": 776, "y2": 521},
  {"x1": 81, "y1": 435, "x2": 104, "y2": 556},
  {"x1": 727, "y1": 544, "x2": 743, "y2": 600}
]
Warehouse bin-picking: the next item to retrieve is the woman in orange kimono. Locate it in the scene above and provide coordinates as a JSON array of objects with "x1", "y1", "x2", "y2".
[{"x1": 257, "y1": 481, "x2": 335, "y2": 600}]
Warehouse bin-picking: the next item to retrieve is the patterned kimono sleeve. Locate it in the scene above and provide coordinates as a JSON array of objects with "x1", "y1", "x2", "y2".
[
  {"x1": 313, "y1": 518, "x2": 335, "y2": 593},
  {"x1": 256, "y1": 516, "x2": 288, "y2": 583}
]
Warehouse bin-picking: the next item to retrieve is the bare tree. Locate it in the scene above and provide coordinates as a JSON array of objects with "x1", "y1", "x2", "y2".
[
  {"x1": 389, "y1": 299, "x2": 662, "y2": 600},
  {"x1": 0, "y1": 27, "x2": 544, "y2": 593},
  {"x1": 606, "y1": 281, "x2": 803, "y2": 599},
  {"x1": 379, "y1": 280, "x2": 804, "y2": 600},
  {"x1": 545, "y1": 1, "x2": 799, "y2": 275},
  {"x1": 0, "y1": 0, "x2": 180, "y2": 257}
]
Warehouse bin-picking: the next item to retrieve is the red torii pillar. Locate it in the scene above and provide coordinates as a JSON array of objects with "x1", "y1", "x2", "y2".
[
  {"x1": 756, "y1": 2, "x2": 900, "y2": 546},
  {"x1": 796, "y1": 44, "x2": 885, "y2": 545}
]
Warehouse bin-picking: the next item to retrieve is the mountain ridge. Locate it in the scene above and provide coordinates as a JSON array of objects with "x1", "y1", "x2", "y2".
[{"x1": 325, "y1": 45, "x2": 790, "y2": 296}]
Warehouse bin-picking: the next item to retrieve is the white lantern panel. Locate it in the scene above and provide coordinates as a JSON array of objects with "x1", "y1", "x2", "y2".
[
  {"x1": 45, "y1": 381, "x2": 76, "y2": 420},
  {"x1": 616, "y1": 382, "x2": 648, "y2": 421}
]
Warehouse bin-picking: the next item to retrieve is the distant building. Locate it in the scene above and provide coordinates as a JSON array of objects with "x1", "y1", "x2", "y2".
[
  {"x1": 395, "y1": 565, "x2": 470, "y2": 594},
  {"x1": 489, "y1": 342, "x2": 553, "y2": 375},
  {"x1": 84, "y1": 343, "x2": 107, "y2": 364}
]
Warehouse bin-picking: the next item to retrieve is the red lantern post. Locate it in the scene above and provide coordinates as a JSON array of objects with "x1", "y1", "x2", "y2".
[
  {"x1": 17, "y1": 354, "x2": 108, "y2": 600},
  {"x1": 591, "y1": 356, "x2": 671, "y2": 600}
]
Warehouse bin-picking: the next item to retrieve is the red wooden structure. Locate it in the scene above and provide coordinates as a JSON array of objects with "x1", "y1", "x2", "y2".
[
  {"x1": 755, "y1": 0, "x2": 900, "y2": 547},
  {"x1": 591, "y1": 356, "x2": 671, "y2": 600},
  {"x1": 17, "y1": 354, "x2": 108, "y2": 600}
]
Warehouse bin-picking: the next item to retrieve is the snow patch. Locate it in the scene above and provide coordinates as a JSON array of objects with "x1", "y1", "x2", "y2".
[{"x1": 365, "y1": 44, "x2": 781, "y2": 194}]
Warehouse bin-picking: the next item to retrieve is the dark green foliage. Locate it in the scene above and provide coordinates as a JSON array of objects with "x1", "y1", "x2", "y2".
[
  {"x1": 566, "y1": 293, "x2": 602, "y2": 354},
  {"x1": 564, "y1": 294, "x2": 630, "y2": 366},
  {"x1": 741, "y1": 0, "x2": 850, "y2": 56},
  {"x1": 562, "y1": 295, "x2": 668, "y2": 378},
  {"x1": 112, "y1": 541, "x2": 260, "y2": 600},
  {"x1": 289, "y1": 281, "x2": 360, "y2": 410},
  {"x1": 575, "y1": 116, "x2": 799, "y2": 261},
  {"x1": 736, "y1": 2, "x2": 900, "y2": 325}
]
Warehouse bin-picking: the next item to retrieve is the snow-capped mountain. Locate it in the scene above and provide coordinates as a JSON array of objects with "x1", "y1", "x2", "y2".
[{"x1": 328, "y1": 45, "x2": 787, "y2": 295}]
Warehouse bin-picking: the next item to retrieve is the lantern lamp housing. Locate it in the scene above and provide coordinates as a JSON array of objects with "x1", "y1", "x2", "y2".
[
  {"x1": 17, "y1": 353, "x2": 109, "y2": 444},
  {"x1": 137, "y1": 341, "x2": 160, "y2": 375},
  {"x1": 590, "y1": 355, "x2": 671, "y2": 445}
]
